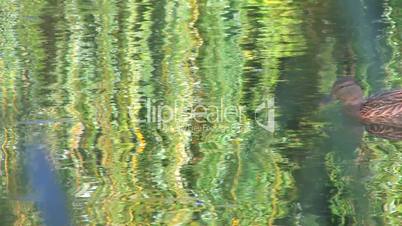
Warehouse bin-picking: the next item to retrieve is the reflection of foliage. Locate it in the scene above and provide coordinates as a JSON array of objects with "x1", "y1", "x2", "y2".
[
  {"x1": 363, "y1": 139, "x2": 402, "y2": 225},
  {"x1": 387, "y1": 0, "x2": 402, "y2": 87},
  {"x1": 192, "y1": 0, "x2": 304, "y2": 224},
  {"x1": 0, "y1": 0, "x2": 304, "y2": 224},
  {"x1": 0, "y1": 0, "x2": 402, "y2": 225},
  {"x1": 0, "y1": 1, "x2": 43, "y2": 224},
  {"x1": 240, "y1": 0, "x2": 306, "y2": 112},
  {"x1": 325, "y1": 152, "x2": 356, "y2": 224}
]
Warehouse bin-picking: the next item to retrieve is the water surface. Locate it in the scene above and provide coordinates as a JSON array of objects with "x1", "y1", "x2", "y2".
[{"x1": 1, "y1": 0, "x2": 402, "y2": 225}]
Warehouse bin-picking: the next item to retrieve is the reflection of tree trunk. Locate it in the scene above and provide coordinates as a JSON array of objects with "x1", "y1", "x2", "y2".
[
  {"x1": 274, "y1": 0, "x2": 337, "y2": 224},
  {"x1": 276, "y1": 54, "x2": 332, "y2": 224}
]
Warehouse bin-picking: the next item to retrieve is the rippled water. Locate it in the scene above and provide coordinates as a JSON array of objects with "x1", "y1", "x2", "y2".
[{"x1": 1, "y1": 0, "x2": 402, "y2": 225}]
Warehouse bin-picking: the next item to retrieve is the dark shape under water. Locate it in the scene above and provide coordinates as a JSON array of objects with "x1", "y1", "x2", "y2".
[
  {"x1": 330, "y1": 76, "x2": 402, "y2": 140},
  {"x1": 25, "y1": 144, "x2": 71, "y2": 226}
]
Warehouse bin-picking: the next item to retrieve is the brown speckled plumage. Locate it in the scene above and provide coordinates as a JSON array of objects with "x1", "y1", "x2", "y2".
[
  {"x1": 365, "y1": 123, "x2": 402, "y2": 140},
  {"x1": 360, "y1": 90, "x2": 402, "y2": 120}
]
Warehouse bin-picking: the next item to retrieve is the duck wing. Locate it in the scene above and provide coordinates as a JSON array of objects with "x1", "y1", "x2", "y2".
[
  {"x1": 365, "y1": 123, "x2": 402, "y2": 140},
  {"x1": 363, "y1": 115, "x2": 402, "y2": 128},
  {"x1": 360, "y1": 90, "x2": 402, "y2": 119}
]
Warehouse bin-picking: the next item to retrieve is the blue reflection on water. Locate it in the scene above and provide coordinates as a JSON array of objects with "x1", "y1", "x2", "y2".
[{"x1": 25, "y1": 144, "x2": 71, "y2": 226}]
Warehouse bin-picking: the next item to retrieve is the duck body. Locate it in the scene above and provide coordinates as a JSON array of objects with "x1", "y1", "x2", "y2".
[{"x1": 360, "y1": 90, "x2": 402, "y2": 122}]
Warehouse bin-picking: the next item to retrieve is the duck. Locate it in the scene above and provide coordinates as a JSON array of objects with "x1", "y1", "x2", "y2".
[{"x1": 331, "y1": 76, "x2": 402, "y2": 126}]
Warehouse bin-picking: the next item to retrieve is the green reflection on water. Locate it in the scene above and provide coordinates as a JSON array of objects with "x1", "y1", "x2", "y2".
[{"x1": 0, "y1": 0, "x2": 402, "y2": 225}]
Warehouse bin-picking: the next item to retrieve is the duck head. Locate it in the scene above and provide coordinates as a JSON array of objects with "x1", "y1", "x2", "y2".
[{"x1": 331, "y1": 76, "x2": 364, "y2": 106}]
